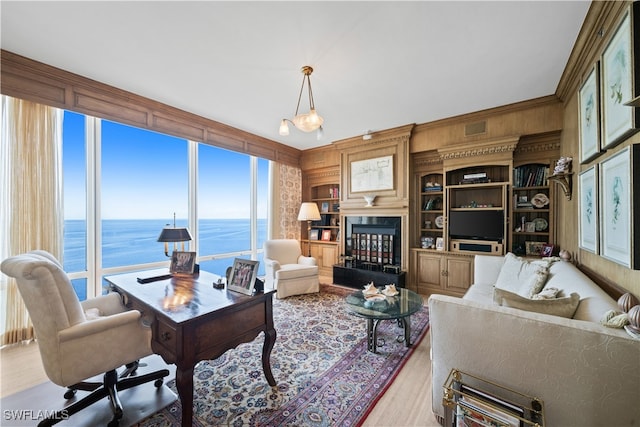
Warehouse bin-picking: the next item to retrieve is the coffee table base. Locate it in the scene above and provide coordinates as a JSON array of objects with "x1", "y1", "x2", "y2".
[{"x1": 366, "y1": 317, "x2": 412, "y2": 353}]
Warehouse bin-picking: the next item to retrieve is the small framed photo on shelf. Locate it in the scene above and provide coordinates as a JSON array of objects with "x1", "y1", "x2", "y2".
[
  {"x1": 227, "y1": 258, "x2": 259, "y2": 296},
  {"x1": 525, "y1": 241, "x2": 546, "y2": 256},
  {"x1": 435, "y1": 237, "x2": 444, "y2": 251},
  {"x1": 541, "y1": 244, "x2": 555, "y2": 257},
  {"x1": 309, "y1": 229, "x2": 320, "y2": 240},
  {"x1": 321, "y1": 202, "x2": 329, "y2": 213},
  {"x1": 321, "y1": 229, "x2": 332, "y2": 241},
  {"x1": 170, "y1": 251, "x2": 196, "y2": 275},
  {"x1": 525, "y1": 222, "x2": 536, "y2": 233}
]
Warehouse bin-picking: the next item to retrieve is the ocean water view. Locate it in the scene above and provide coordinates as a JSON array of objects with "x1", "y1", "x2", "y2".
[{"x1": 64, "y1": 219, "x2": 267, "y2": 299}]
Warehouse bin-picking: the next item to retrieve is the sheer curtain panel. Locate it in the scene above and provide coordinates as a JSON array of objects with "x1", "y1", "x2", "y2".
[{"x1": 0, "y1": 95, "x2": 63, "y2": 345}]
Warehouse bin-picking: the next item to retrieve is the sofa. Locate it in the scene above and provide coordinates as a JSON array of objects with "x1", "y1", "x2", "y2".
[{"x1": 429, "y1": 253, "x2": 640, "y2": 426}]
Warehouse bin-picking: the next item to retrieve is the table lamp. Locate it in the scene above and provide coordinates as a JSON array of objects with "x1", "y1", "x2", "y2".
[
  {"x1": 298, "y1": 202, "x2": 321, "y2": 256},
  {"x1": 157, "y1": 213, "x2": 193, "y2": 257}
]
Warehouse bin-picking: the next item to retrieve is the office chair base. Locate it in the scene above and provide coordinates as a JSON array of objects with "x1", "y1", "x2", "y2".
[{"x1": 37, "y1": 366, "x2": 170, "y2": 427}]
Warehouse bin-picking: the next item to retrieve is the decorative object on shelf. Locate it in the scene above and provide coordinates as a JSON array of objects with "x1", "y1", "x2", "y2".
[
  {"x1": 435, "y1": 215, "x2": 444, "y2": 228},
  {"x1": 421, "y1": 236, "x2": 434, "y2": 249},
  {"x1": 321, "y1": 201, "x2": 329, "y2": 212},
  {"x1": 279, "y1": 65, "x2": 324, "y2": 140},
  {"x1": 553, "y1": 156, "x2": 573, "y2": 175},
  {"x1": 298, "y1": 202, "x2": 322, "y2": 256},
  {"x1": 309, "y1": 229, "x2": 320, "y2": 240},
  {"x1": 525, "y1": 241, "x2": 546, "y2": 256},
  {"x1": 423, "y1": 181, "x2": 442, "y2": 191},
  {"x1": 601, "y1": 5, "x2": 640, "y2": 149},
  {"x1": 531, "y1": 193, "x2": 549, "y2": 208},
  {"x1": 618, "y1": 292, "x2": 640, "y2": 313},
  {"x1": 525, "y1": 222, "x2": 536, "y2": 233},
  {"x1": 157, "y1": 213, "x2": 193, "y2": 257},
  {"x1": 578, "y1": 62, "x2": 601, "y2": 163},
  {"x1": 532, "y1": 217, "x2": 548, "y2": 232},
  {"x1": 321, "y1": 229, "x2": 332, "y2": 241},
  {"x1": 541, "y1": 244, "x2": 554, "y2": 257},
  {"x1": 599, "y1": 146, "x2": 635, "y2": 268},
  {"x1": 559, "y1": 249, "x2": 572, "y2": 261},
  {"x1": 578, "y1": 166, "x2": 598, "y2": 253},
  {"x1": 364, "y1": 194, "x2": 376, "y2": 207},
  {"x1": 435, "y1": 237, "x2": 444, "y2": 251}
]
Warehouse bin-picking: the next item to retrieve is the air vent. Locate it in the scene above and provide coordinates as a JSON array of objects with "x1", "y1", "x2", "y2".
[{"x1": 464, "y1": 121, "x2": 487, "y2": 137}]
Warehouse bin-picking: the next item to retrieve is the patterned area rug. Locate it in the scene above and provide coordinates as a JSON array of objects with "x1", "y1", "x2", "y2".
[{"x1": 136, "y1": 284, "x2": 430, "y2": 426}]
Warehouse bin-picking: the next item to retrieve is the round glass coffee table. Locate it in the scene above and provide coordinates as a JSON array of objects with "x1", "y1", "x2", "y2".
[{"x1": 345, "y1": 287, "x2": 423, "y2": 353}]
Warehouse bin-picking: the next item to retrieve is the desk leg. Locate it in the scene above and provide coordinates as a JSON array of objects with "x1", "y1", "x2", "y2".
[
  {"x1": 176, "y1": 365, "x2": 194, "y2": 426},
  {"x1": 262, "y1": 327, "x2": 277, "y2": 386}
]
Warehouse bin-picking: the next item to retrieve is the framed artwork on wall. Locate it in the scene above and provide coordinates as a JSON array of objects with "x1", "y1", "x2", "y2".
[
  {"x1": 578, "y1": 166, "x2": 598, "y2": 253},
  {"x1": 601, "y1": 5, "x2": 640, "y2": 149},
  {"x1": 578, "y1": 63, "x2": 600, "y2": 163},
  {"x1": 350, "y1": 155, "x2": 394, "y2": 193},
  {"x1": 599, "y1": 147, "x2": 632, "y2": 268}
]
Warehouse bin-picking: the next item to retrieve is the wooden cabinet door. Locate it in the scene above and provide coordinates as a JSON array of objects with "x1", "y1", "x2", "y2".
[
  {"x1": 416, "y1": 252, "x2": 443, "y2": 294},
  {"x1": 443, "y1": 256, "x2": 473, "y2": 295}
]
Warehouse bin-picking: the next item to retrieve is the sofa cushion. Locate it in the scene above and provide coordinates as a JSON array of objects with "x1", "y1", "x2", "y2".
[
  {"x1": 493, "y1": 287, "x2": 580, "y2": 318},
  {"x1": 494, "y1": 253, "x2": 550, "y2": 298},
  {"x1": 276, "y1": 264, "x2": 318, "y2": 280}
]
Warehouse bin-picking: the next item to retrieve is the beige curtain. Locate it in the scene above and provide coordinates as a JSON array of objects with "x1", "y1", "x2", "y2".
[
  {"x1": 269, "y1": 162, "x2": 302, "y2": 239},
  {"x1": 0, "y1": 95, "x2": 63, "y2": 345}
]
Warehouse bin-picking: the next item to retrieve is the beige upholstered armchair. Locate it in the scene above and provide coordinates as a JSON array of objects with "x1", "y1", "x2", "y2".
[
  {"x1": 263, "y1": 239, "x2": 319, "y2": 299},
  {"x1": 0, "y1": 250, "x2": 169, "y2": 427}
]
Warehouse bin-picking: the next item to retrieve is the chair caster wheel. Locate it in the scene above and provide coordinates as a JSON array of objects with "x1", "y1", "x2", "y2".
[
  {"x1": 64, "y1": 389, "x2": 76, "y2": 399},
  {"x1": 154, "y1": 379, "x2": 164, "y2": 388}
]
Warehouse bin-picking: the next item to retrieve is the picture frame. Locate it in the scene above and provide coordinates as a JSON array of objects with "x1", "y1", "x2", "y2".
[
  {"x1": 321, "y1": 202, "x2": 329, "y2": 213},
  {"x1": 579, "y1": 165, "x2": 598, "y2": 253},
  {"x1": 524, "y1": 222, "x2": 536, "y2": 233},
  {"x1": 599, "y1": 147, "x2": 633, "y2": 268},
  {"x1": 227, "y1": 258, "x2": 259, "y2": 296},
  {"x1": 309, "y1": 229, "x2": 320, "y2": 240},
  {"x1": 578, "y1": 62, "x2": 600, "y2": 163},
  {"x1": 170, "y1": 251, "x2": 196, "y2": 275},
  {"x1": 525, "y1": 241, "x2": 546, "y2": 257},
  {"x1": 435, "y1": 237, "x2": 444, "y2": 251},
  {"x1": 321, "y1": 229, "x2": 332, "y2": 241},
  {"x1": 541, "y1": 244, "x2": 555, "y2": 257},
  {"x1": 601, "y1": 6, "x2": 640, "y2": 149},
  {"x1": 456, "y1": 384, "x2": 524, "y2": 427},
  {"x1": 350, "y1": 155, "x2": 394, "y2": 193}
]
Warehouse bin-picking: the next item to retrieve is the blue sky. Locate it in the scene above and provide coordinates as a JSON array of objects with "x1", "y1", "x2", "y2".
[{"x1": 63, "y1": 111, "x2": 268, "y2": 220}]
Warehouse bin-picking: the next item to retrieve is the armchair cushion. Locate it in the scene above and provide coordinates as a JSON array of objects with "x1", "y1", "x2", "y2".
[{"x1": 263, "y1": 239, "x2": 319, "y2": 298}]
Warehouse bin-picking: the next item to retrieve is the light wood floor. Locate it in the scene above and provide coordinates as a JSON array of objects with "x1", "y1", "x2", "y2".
[{"x1": 1, "y1": 307, "x2": 441, "y2": 427}]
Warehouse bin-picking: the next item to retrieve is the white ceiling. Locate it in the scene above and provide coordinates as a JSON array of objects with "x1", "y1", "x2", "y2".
[{"x1": 1, "y1": 1, "x2": 590, "y2": 151}]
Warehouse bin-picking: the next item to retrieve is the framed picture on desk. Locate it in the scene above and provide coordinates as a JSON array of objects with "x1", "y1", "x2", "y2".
[
  {"x1": 170, "y1": 251, "x2": 196, "y2": 275},
  {"x1": 228, "y1": 258, "x2": 259, "y2": 296}
]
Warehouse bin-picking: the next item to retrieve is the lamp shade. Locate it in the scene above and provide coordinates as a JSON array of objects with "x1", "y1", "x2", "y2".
[
  {"x1": 297, "y1": 202, "x2": 321, "y2": 221},
  {"x1": 157, "y1": 227, "x2": 193, "y2": 242}
]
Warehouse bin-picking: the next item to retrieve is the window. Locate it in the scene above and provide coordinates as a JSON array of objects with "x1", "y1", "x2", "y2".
[{"x1": 62, "y1": 111, "x2": 269, "y2": 298}]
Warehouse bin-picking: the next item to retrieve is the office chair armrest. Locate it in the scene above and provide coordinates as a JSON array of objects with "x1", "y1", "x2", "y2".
[
  {"x1": 59, "y1": 310, "x2": 141, "y2": 342},
  {"x1": 80, "y1": 292, "x2": 126, "y2": 316}
]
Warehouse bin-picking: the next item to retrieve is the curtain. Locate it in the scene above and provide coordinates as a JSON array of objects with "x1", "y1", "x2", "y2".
[
  {"x1": 269, "y1": 162, "x2": 302, "y2": 239},
  {"x1": 0, "y1": 95, "x2": 63, "y2": 346}
]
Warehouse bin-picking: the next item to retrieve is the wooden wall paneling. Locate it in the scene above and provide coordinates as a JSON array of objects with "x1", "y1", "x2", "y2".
[
  {"x1": 0, "y1": 49, "x2": 301, "y2": 168},
  {"x1": 410, "y1": 96, "x2": 563, "y2": 153},
  {"x1": 300, "y1": 145, "x2": 341, "y2": 172}
]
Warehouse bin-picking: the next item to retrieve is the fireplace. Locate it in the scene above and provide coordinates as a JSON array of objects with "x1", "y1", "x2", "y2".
[{"x1": 344, "y1": 216, "x2": 402, "y2": 269}]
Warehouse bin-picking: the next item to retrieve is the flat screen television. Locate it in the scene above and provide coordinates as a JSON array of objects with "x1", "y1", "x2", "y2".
[{"x1": 449, "y1": 210, "x2": 504, "y2": 242}]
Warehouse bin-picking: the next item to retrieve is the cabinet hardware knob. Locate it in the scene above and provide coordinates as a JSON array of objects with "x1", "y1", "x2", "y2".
[{"x1": 161, "y1": 332, "x2": 171, "y2": 341}]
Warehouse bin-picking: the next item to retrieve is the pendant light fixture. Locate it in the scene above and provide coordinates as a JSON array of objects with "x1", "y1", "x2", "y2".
[{"x1": 279, "y1": 65, "x2": 324, "y2": 140}]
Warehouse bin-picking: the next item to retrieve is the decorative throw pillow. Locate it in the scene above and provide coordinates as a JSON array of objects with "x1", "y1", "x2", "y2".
[
  {"x1": 493, "y1": 287, "x2": 580, "y2": 318},
  {"x1": 600, "y1": 310, "x2": 630, "y2": 328},
  {"x1": 532, "y1": 286, "x2": 561, "y2": 300},
  {"x1": 494, "y1": 253, "x2": 549, "y2": 297}
]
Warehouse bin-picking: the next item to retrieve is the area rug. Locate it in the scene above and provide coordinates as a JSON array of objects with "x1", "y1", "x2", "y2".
[{"x1": 136, "y1": 284, "x2": 430, "y2": 426}]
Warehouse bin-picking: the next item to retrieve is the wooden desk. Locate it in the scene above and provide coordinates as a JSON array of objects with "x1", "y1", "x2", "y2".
[{"x1": 105, "y1": 269, "x2": 277, "y2": 426}]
